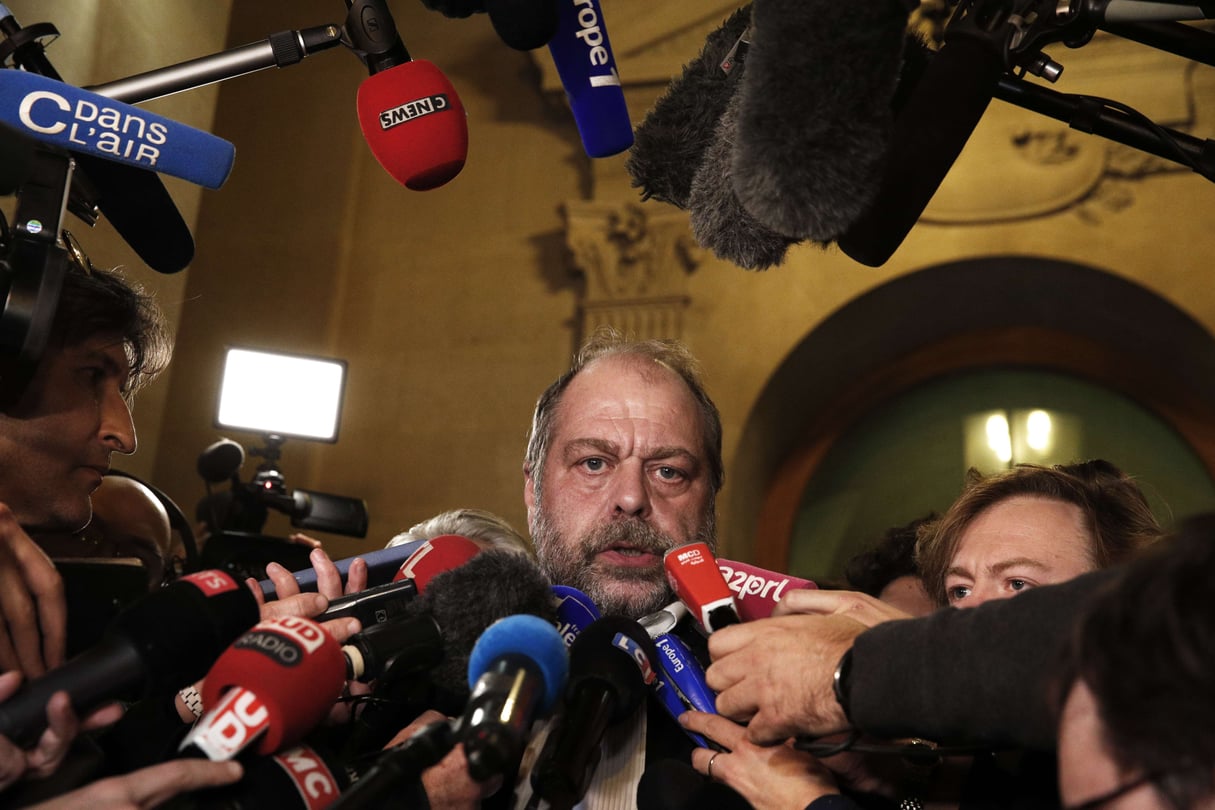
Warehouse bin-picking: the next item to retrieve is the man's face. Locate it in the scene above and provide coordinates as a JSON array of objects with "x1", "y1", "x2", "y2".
[
  {"x1": 0, "y1": 335, "x2": 137, "y2": 532},
  {"x1": 944, "y1": 495, "x2": 1094, "y2": 608},
  {"x1": 525, "y1": 355, "x2": 716, "y2": 618}
]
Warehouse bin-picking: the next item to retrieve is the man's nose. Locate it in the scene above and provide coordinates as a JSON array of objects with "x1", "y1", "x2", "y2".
[
  {"x1": 100, "y1": 387, "x2": 137, "y2": 455},
  {"x1": 610, "y1": 460, "x2": 651, "y2": 519}
]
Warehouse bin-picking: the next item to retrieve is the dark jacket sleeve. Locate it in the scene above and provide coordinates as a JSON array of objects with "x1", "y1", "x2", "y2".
[{"x1": 847, "y1": 569, "x2": 1116, "y2": 751}]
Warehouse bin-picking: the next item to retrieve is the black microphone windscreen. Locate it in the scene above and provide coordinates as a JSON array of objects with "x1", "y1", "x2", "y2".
[
  {"x1": 732, "y1": 0, "x2": 912, "y2": 242},
  {"x1": 412, "y1": 550, "x2": 557, "y2": 706},
  {"x1": 567, "y1": 616, "x2": 653, "y2": 722},
  {"x1": 688, "y1": 88, "x2": 798, "y2": 270},
  {"x1": 197, "y1": 439, "x2": 246, "y2": 483},
  {"x1": 111, "y1": 573, "x2": 261, "y2": 694},
  {"x1": 626, "y1": 6, "x2": 753, "y2": 209},
  {"x1": 487, "y1": 0, "x2": 559, "y2": 50}
]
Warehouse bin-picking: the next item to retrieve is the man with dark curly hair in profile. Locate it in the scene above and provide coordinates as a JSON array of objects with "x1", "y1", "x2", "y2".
[{"x1": 1056, "y1": 514, "x2": 1215, "y2": 810}]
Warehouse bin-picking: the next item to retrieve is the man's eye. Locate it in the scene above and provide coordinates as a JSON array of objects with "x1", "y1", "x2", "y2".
[
  {"x1": 1008, "y1": 579, "x2": 1031, "y2": 592},
  {"x1": 655, "y1": 466, "x2": 685, "y2": 481},
  {"x1": 581, "y1": 458, "x2": 605, "y2": 472},
  {"x1": 946, "y1": 585, "x2": 971, "y2": 603}
]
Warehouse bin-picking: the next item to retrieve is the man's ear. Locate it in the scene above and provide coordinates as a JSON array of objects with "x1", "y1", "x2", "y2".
[{"x1": 522, "y1": 467, "x2": 536, "y2": 526}]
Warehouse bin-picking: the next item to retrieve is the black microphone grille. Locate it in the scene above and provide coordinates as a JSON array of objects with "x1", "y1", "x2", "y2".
[{"x1": 197, "y1": 438, "x2": 246, "y2": 483}]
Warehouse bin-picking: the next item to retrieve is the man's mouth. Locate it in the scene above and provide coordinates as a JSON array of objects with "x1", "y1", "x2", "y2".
[{"x1": 596, "y1": 544, "x2": 664, "y2": 567}]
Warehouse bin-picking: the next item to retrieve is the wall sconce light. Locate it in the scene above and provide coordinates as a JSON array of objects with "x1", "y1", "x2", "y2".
[{"x1": 964, "y1": 408, "x2": 1082, "y2": 474}]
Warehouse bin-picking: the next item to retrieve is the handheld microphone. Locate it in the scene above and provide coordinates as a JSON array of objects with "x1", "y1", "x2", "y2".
[
  {"x1": 185, "y1": 616, "x2": 346, "y2": 761},
  {"x1": 180, "y1": 742, "x2": 350, "y2": 810},
  {"x1": 650, "y1": 630, "x2": 718, "y2": 750},
  {"x1": 257, "y1": 538, "x2": 428, "y2": 596},
  {"x1": 0, "y1": 70, "x2": 234, "y2": 189},
  {"x1": 552, "y1": 584, "x2": 600, "y2": 647},
  {"x1": 319, "y1": 534, "x2": 483, "y2": 627},
  {"x1": 0, "y1": 570, "x2": 258, "y2": 746},
  {"x1": 391, "y1": 534, "x2": 481, "y2": 590},
  {"x1": 348, "y1": 0, "x2": 468, "y2": 190},
  {"x1": 716, "y1": 558, "x2": 816, "y2": 621},
  {"x1": 545, "y1": 0, "x2": 632, "y2": 158},
  {"x1": 342, "y1": 548, "x2": 557, "y2": 689},
  {"x1": 663, "y1": 542, "x2": 741, "y2": 632},
  {"x1": 459, "y1": 614, "x2": 569, "y2": 782},
  {"x1": 530, "y1": 615, "x2": 657, "y2": 809}
]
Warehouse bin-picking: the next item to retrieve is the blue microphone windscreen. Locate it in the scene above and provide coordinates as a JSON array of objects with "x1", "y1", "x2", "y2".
[
  {"x1": 546, "y1": 0, "x2": 632, "y2": 158},
  {"x1": 468, "y1": 614, "x2": 569, "y2": 713},
  {"x1": 0, "y1": 71, "x2": 235, "y2": 188}
]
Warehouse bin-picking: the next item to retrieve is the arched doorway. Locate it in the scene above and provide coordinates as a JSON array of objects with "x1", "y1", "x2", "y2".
[{"x1": 727, "y1": 255, "x2": 1215, "y2": 574}]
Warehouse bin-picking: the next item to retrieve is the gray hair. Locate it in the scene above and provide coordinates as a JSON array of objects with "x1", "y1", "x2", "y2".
[{"x1": 387, "y1": 507, "x2": 532, "y2": 558}]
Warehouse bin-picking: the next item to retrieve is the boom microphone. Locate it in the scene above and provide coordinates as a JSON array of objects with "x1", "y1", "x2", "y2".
[
  {"x1": 627, "y1": 6, "x2": 752, "y2": 209},
  {"x1": 348, "y1": 0, "x2": 468, "y2": 190},
  {"x1": 663, "y1": 542, "x2": 740, "y2": 632},
  {"x1": 0, "y1": 570, "x2": 258, "y2": 746},
  {"x1": 185, "y1": 616, "x2": 346, "y2": 761},
  {"x1": 731, "y1": 0, "x2": 914, "y2": 243},
  {"x1": 0, "y1": 70, "x2": 235, "y2": 188},
  {"x1": 838, "y1": 5, "x2": 1006, "y2": 266},
  {"x1": 0, "y1": 5, "x2": 197, "y2": 274},
  {"x1": 545, "y1": 0, "x2": 632, "y2": 158},
  {"x1": 530, "y1": 615, "x2": 657, "y2": 809}
]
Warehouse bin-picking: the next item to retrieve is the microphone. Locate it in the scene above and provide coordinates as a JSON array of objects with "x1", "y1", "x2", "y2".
[
  {"x1": 530, "y1": 615, "x2": 657, "y2": 809},
  {"x1": 627, "y1": 5, "x2": 753, "y2": 209},
  {"x1": 663, "y1": 542, "x2": 741, "y2": 632},
  {"x1": 0, "y1": 570, "x2": 258, "y2": 746},
  {"x1": 730, "y1": 0, "x2": 915, "y2": 243},
  {"x1": 487, "y1": 0, "x2": 560, "y2": 50},
  {"x1": 0, "y1": 70, "x2": 234, "y2": 189},
  {"x1": 838, "y1": 6, "x2": 1005, "y2": 266},
  {"x1": 687, "y1": 85, "x2": 799, "y2": 270},
  {"x1": 391, "y1": 534, "x2": 482, "y2": 590},
  {"x1": 257, "y1": 539, "x2": 429, "y2": 596},
  {"x1": 184, "y1": 616, "x2": 346, "y2": 761},
  {"x1": 197, "y1": 439, "x2": 246, "y2": 484},
  {"x1": 649, "y1": 630, "x2": 718, "y2": 749},
  {"x1": 177, "y1": 742, "x2": 350, "y2": 810},
  {"x1": 459, "y1": 613, "x2": 569, "y2": 782},
  {"x1": 715, "y1": 558, "x2": 816, "y2": 621},
  {"x1": 320, "y1": 534, "x2": 482, "y2": 630},
  {"x1": 342, "y1": 548, "x2": 557, "y2": 690},
  {"x1": 348, "y1": 0, "x2": 469, "y2": 190},
  {"x1": 552, "y1": 584, "x2": 600, "y2": 647},
  {"x1": 545, "y1": 0, "x2": 633, "y2": 158}
]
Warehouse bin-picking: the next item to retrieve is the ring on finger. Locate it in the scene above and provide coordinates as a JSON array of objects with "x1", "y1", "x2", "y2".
[{"x1": 707, "y1": 751, "x2": 721, "y2": 780}]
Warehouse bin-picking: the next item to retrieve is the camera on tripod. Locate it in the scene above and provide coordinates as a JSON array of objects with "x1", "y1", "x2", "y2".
[{"x1": 194, "y1": 347, "x2": 369, "y2": 578}]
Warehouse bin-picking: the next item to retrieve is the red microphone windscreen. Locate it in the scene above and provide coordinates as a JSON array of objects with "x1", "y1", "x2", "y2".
[
  {"x1": 198, "y1": 616, "x2": 346, "y2": 756},
  {"x1": 392, "y1": 533, "x2": 482, "y2": 591},
  {"x1": 663, "y1": 542, "x2": 740, "y2": 633},
  {"x1": 356, "y1": 59, "x2": 468, "y2": 191},
  {"x1": 716, "y1": 559, "x2": 816, "y2": 622}
]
